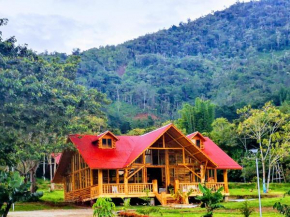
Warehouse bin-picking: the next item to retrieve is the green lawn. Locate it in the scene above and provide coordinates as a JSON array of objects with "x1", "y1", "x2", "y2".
[
  {"x1": 229, "y1": 182, "x2": 290, "y2": 197},
  {"x1": 11, "y1": 181, "x2": 289, "y2": 216}
]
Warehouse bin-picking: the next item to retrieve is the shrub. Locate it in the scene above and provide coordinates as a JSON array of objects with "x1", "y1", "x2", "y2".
[
  {"x1": 93, "y1": 197, "x2": 115, "y2": 217},
  {"x1": 273, "y1": 190, "x2": 290, "y2": 217},
  {"x1": 137, "y1": 207, "x2": 163, "y2": 216},
  {"x1": 239, "y1": 200, "x2": 254, "y2": 217}
]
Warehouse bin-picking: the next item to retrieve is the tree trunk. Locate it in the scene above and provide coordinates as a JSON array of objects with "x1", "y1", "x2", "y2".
[
  {"x1": 43, "y1": 155, "x2": 46, "y2": 181},
  {"x1": 266, "y1": 157, "x2": 272, "y2": 192},
  {"x1": 49, "y1": 155, "x2": 55, "y2": 191},
  {"x1": 3, "y1": 202, "x2": 12, "y2": 217},
  {"x1": 261, "y1": 159, "x2": 267, "y2": 193},
  {"x1": 30, "y1": 164, "x2": 38, "y2": 193}
]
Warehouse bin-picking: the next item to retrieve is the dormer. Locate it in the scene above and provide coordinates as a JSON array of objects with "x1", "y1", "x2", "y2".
[
  {"x1": 187, "y1": 132, "x2": 206, "y2": 149},
  {"x1": 93, "y1": 131, "x2": 119, "y2": 149}
]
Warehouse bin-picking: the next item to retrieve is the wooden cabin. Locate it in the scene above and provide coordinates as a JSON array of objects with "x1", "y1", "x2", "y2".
[{"x1": 53, "y1": 123, "x2": 242, "y2": 205}]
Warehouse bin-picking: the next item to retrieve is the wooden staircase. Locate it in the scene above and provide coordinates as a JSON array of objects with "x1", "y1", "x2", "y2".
[{"x1": 154, "y1": 192, "x2": 176, "y2": 205}]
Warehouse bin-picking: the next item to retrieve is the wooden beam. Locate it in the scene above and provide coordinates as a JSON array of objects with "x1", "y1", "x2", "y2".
[
  {"x1": 184, "y1": 148, "x2": 200, "y2": 162},
  {"x1": 152, "y1": 179, "x2": 158, "y2": 193},
  {"x1": 214, "y1": 169, "x2": 217, "y2": 182},
  {"x1": 165, "y1": 132, "x2": 184, "y2": 148},
  {"x1": 127, "y1": 165, "x2": 144, "y2": 180},
  {"x1": 142, "y1": 167, "x2": 146, "y2": 183},
  {"x1": 116, "y1": 169, "x2": 119, "y2": 184},
  {"x1": 124, "y1": 169, "x2": 128, "y2": 194},
  {"x1": 223, "y1": 169, "x2": 229, "y2": 193},
  {"x1": 174, "y1": 179, "x2": 179, "y2": 194},
  {"x1": 182, "y1": 164, "x2": 201, "y2": 179},
  {"x1": 165, "y1": 149, "x2": 170, "y2": 188},
  {"x1": 204, "y1": 160, "x2": 208, "y2": 179},
  {"x1": 200, "y1": 164, "x2": 205, "y2": 183},
  {"x1": 165, "y1": 132, "x2": 201, "y2": 162},
  {"x1": 182, "y1": 148, "x2": 185, "y2": 164},
  {"x1": 163, "y1": 135, "x2": 165, "y2": 148},
  {"x1": 98, "y1": 169, "x2": 103, "y2": 195}
]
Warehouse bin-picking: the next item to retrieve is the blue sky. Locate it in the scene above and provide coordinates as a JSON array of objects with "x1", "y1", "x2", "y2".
[{"x1": 0, "y1": 0, "x2": 250, "y2": 53}]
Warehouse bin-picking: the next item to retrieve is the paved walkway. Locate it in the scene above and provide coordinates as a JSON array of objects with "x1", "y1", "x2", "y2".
[{"x1": 8, "y1": 209, "x2": 93, "y2": 217}]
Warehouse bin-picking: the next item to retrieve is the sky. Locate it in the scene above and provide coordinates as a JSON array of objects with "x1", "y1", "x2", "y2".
[{"x1": 0, "y1": 0, "x2": 250, "y2": 54}]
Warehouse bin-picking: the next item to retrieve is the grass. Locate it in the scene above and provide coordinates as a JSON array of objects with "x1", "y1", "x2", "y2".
[
  {"x1": 228, "y1": 182, "x2": 290, "y2": 197},
  {"x1": 11, "y1": 179, "x2": 77, "y2": 212},
  {"x1": 11, "y1": 181, "x2": 290, "y2": 216}
]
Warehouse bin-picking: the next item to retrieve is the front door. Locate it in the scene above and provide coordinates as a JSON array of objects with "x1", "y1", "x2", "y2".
[{"x1": 147, "y1": 168, "x2": 165, "y2": 192}]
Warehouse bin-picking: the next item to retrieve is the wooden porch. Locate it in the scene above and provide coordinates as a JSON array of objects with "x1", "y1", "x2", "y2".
[{"x1": 64, "y1": 179, "x2": 229, "y2": 205}]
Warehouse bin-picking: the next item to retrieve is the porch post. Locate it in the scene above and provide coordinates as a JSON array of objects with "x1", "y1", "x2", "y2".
[
  {"x1": 90, "y1": 169, "x2": 93, "y2": 187},
  {"x1": 165, "y1": 149, "x2": 170, "y2": 188},
  {"x1": 214, "y1": 169, "x2": 217, "y2": 182},
  {"x1": 152, "y1": 179, "x2": 158, "y2": 193},
  {"x1": 142, "y1": 153, "x2": 147, "y2": 183},
  {"x1": 98, "y1": 169, "x2": 103, "y2": 195},
  {"x1": 124, "y1": 169, "x2": 128, "y2": 195},
  {"x1": 174, "y1": 179, "x2": 179, "y2": 194},
  {"x1": 200, "y1": 165, "x2": 205, "y2": 183},
  {"x1": 223, "y1": 169, "x2": 229, "y2": 193},
  {"x1": 116, "y1": 169, "x2": 119, "y2": 184}
]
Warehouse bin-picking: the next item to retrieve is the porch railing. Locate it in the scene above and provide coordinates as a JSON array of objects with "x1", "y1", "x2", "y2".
[
  {"x1": 91, "y1": 185, "x2": 99, "y2": 198},
  {"x1": 179, "y1": 182, "x2": 226, "y2": 194},
  {"x1": 103, "y1": 183, "x2": 125, "y2": 194},
  {"x1": 90, "y1": 183, "x2": 153, "y2": 197},
  {"x1": 128, "y1": 183, "x2": 153, "y2": 194}
]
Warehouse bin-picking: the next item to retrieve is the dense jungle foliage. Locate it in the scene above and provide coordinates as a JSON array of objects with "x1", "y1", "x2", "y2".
[
  {"x1": 46, "y1": 0, "x2": 290, "y2": 133},
  {"x1": 1, "y1": 0, "x2": 290, "y2": 184}
]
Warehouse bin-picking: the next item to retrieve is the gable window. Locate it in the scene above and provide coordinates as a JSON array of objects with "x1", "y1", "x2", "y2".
[
  {"x1": 196, "y1": 139, "x2": 200, "y2": 148},
  {"x1": 102, "y1": 138, "x2": 112, "y2": 148}
]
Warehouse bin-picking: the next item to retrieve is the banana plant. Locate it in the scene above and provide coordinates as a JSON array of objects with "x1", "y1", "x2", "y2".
[
  {"x1": 0, "y1": 171, "x2": 43, "y2": 217},
  {"x1": 196, "y1": 184, "x2": 225, "y2": 217}
]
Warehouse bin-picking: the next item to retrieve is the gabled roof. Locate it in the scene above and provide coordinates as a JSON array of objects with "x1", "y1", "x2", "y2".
[
  {"x1": 94, "y1": 131, "x2": 119, "y2": 141},
  {"x1": 187, "y1": 131, "x2": 206, "y2": 141},
  {"x1": 187, "y1": 133, "x2": 242, "y2": 170},
  {"x1": 54, "y1": 124, "x2": 242, "y2": 182},
  {"x1": 67, "y1": 124, "x2": 173, "y2": 169}
]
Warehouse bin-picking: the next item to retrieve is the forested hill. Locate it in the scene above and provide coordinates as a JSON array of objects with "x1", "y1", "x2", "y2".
[{"x1": 67, "y1": 0, "x2": 290, "y2": 131}]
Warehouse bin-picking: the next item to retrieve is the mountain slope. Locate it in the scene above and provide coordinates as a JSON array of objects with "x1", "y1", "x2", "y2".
[{"x1": 75, "y1": 0, "x2": 290, "y2": 129}]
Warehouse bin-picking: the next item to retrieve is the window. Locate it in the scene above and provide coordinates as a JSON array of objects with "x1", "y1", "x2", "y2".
[
  {"x1": 145, "y1": 149, "x2": 152, "y2": 164},
  {"x1": 196, "y1": 139, "x2": 201, "y2": 148},
  {"x1": 103, "y1": 169, "x2": 116, "y2": 183},
  {"x1": 152, "y1": 149, "x2": 165, "y2": 165},
  {"x1": 135, "y1": 155, "x2": 143, "y2": 164},
  {"x1": 108, "y1": 139, "x2": 112, "y2": 148},
  {"x1": 102, "y1": 138, "x2": 113, "y2": 148}
]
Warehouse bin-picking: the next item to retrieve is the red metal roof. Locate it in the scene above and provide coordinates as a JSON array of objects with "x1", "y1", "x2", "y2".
[
  {"x1": 51, "y1": 153, "x2": 62, "y2": 164},
  {"x1": 187, "y1": 134, "x2": 242, "y2": 170},
  {"x1": 69, "y1": 124, "x2": 172, "y2": 169},
  {"x1": 68, "y1": 124, "x2": 241, "y2": 170}
]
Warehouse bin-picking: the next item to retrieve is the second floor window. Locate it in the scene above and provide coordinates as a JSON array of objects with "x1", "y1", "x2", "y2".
[
  {"x1": 102, "y1": 138, "x2": 112, "y2": 148},
  {"x1": 196, "y1": 139, "x2": 201, "y2": 148}
]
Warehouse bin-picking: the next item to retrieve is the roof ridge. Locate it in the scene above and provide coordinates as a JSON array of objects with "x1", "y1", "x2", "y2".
[{"x1": 140, "y1": 123, "x2": 172, "y2": 137}]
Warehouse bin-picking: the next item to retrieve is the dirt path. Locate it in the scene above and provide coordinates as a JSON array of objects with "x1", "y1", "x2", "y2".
[{"x1": 8, "y1": 209, "x2": 93, "y2": 217}]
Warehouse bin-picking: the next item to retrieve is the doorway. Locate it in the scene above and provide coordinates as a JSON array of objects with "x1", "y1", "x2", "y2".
[{"x1": 147, "y1": 168, "x2": 165, "y2": 191}]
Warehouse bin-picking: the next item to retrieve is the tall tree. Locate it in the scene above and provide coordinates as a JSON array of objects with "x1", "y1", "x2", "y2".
[
  {"x1": 237, "y1": 102, "x2": 290, "y2": 192},
  {"x1": 177, "y1": 97, "x2": 215, "y2": 134},
  {"x1": 0, "y1": 19, "x2": 109, "y2": 191}
]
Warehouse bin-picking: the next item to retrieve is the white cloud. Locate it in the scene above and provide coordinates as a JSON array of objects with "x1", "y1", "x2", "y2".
[{"x1": 0, "y1": 0, "x2": 251, "y2": 53}]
